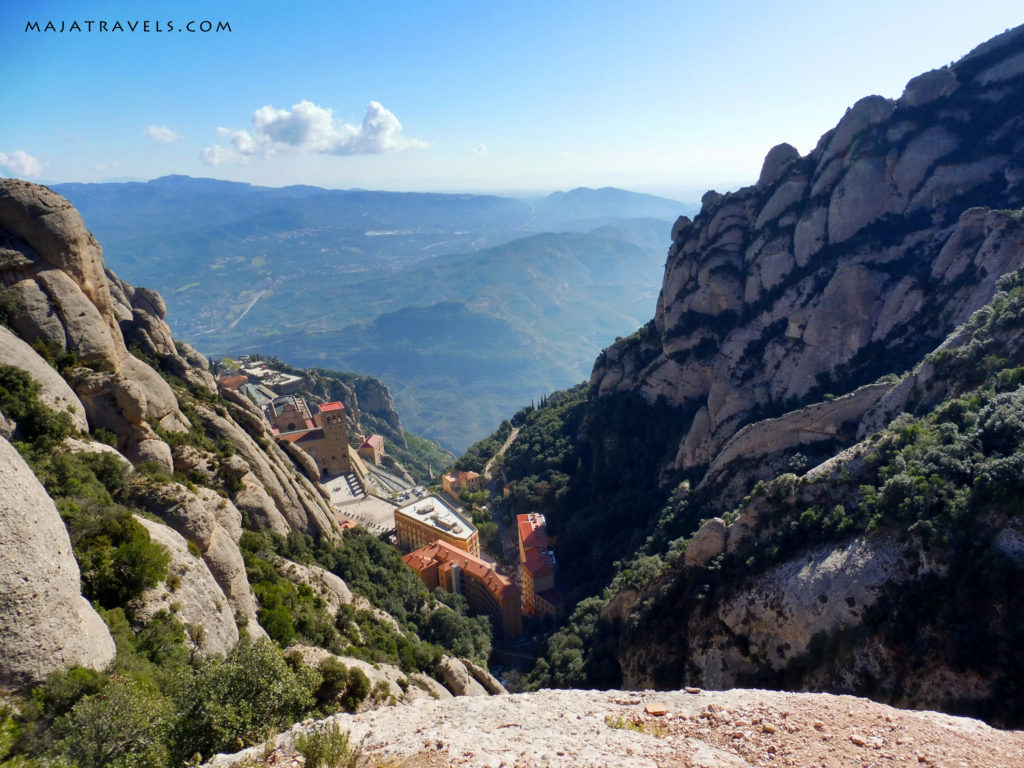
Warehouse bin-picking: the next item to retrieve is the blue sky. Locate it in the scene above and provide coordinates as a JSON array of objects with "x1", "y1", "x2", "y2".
[{"x1": 1, "y1": 1, "x2": 1021, "y2": 200}]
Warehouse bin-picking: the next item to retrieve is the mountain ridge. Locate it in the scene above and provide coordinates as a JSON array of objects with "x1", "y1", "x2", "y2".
[{"x1": 482, "y1": 22, "x2": 1024, "y2": 726}]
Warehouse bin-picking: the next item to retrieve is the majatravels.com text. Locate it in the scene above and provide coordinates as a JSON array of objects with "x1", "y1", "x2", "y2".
[{"x1": 25, "y1": 20, "x2": 231, "y2": 33}]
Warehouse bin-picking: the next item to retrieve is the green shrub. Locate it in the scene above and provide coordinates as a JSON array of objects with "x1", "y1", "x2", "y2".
[
  {"x1": 341, "y1": 668, "x2": 370, "y2": 713},
  {"x1": 293, "y1": 722, "x2": 361, "y2": 768},
  {"x1": 55, "y1": 677, "x2": 173, "y2": 768},
  {"x1": 169, "y1": 639, "x2": 319, "y2": 762},
  {"x1": 316, "y1": 658, "x2": 349, "y2": 706},
  {"x1": 0, "y1": 365, "x2": 75, "y2": 445},
  {"x1": 60, "y1": 499, "x2": 170, "y2": 608}
]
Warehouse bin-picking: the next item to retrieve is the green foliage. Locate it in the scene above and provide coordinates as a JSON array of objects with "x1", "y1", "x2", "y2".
[
  {"x1": 239, "y1": 536, "x2": 338, "y2": 649},
  {"x1": 0, "y1": 365, "x2": 75, "y2": 445},
  {"x1": 498, "y1": 383, "x2": 690, "y2": 598},
  {"x1": 54, "y1": 677, "x2": 173, "y2": 768},
  {"x1": 240, "y1": 529, "x2": 485, "y2": 672},
  {"x1": 169, "y1": 639, "x2": 320, "y2": 762},
  {"x1": 0, "y1": 288, "x2": 23, "y2": 329},
  {"x1": 420, "y1": 606, "x2": 492, "y2": 663},
  {"x1": 315, "y1": 658, "x2": 349, "y2": 706},
  {"x1": 386, "y1": 431, "x2": 456, "y2": 486},
  {"x1": 294, "y1": 722, "x2": 361, "y2": 768},
  {"x1": 341, "y1": 667, "x2": 370, "y2": 713},
  {"x1": 453, "y1": 419, "x2": 512, "y2": 472},
  {"x1": 19, "y1": 448, "x2": 168, "y2": 608},
  {"x1": 62, "y1": 498, "x2": 170, "y2": 608},
  {"x1": 526, "y1": 596, "x2": 614, "y2": 689}
]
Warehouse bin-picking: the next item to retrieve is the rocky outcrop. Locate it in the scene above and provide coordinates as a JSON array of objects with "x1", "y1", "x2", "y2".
[
  {"x1": 273, "y1": 559, "x2": 354, "y2": 613},
  {"x1": 591, "y1": 24, "x2": 1024, "y2": 490},
  {"x1": 122, "y1": 479, "x2": 267, "y2": 640},
  {"x1": 284, "y1": 646, "x2": 492, "y2": 706},
  {"x1": 682, "y1": 517, "x2": 727, "y2": 567},
  {"x1": 691, "y1": 537, "x2": 911, "y2": 688},
  {"x1": 195, "y1": 402, "x2": 337, "y2": 538},
  {"x1": 0, "y1": 437, "x2": 115, "y2": 688},
  {"x1": 131, "y1": 516, "x2": 240, "y2": 656},
  {"x1": 62, "y1": 436, "x2": 133, "y2": 468},
  {"x1": 301, "y1": 369, "x2": 407, "y2": 449},
  {"x1": 204, "y1": 688, "x2": 1024, "y2": 768},
  {"x1": 0, "y1": 179, "x2": 190, "y2": 461},
  {"x1": 437, "y1": 656, "x2": 488, "y2": 697},
  {"x1": 459, "y1": 658, "x2": 507, "y2": 695}
]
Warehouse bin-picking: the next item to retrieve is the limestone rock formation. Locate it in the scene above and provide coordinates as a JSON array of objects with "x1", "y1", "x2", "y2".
[
  {"x1": 131, "y1": 516, "x2": 240, "y2": 656},
  {"x1": 530, "y1": 24, "x2": 1024, "y2": 726},
  {"x1": 590, "y1": 24, "x2": 1024, "y2": 493},
  {"x1": 0, "y1": 179, "x2": 190, "y2": 461},
  {"x1": 122, "y1": 479, "x2": 267, "y2": 640},
  {"x1": 274, "y1": 559, "x2": 354, "y2": 613},
  {"x1": 459, "y1": 657, "x2": 508, "y2": 695},
  {"x1": 437, "y1": 656, "x2": 488, "y2": 696},
  {"x1": 194, "y1": 402, "x2": 337, "y2": 538},
  {"x1": 682, "y1": 517, "x2": 727, "y2": 567},
  {"x1": 0, "y1": 437, "x2": 115, "y2": 688}
]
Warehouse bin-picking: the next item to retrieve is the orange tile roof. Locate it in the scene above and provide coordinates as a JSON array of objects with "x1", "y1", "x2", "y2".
[
  {"x1": 319, "y1": 401, "x2": 345, "y2": 412},
  {"x1": 405, "y1": 540, "x2": 519, "y2": 602},
  {"x1": 523, "y1": 546, "x2": 555, "y2": 577},
  {"x1": 517, "y1": 513, "x2": 549, "y2": 550},
  {"x1": 402, "y1": 551, "x2": 439, "y2": 573},
  {"x1": 218, "y1": 374, "x2": 249, "y2": 390}
]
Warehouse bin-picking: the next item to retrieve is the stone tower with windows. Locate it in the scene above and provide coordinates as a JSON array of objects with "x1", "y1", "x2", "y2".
[{"x1": 315, "y1": 401, "x2": 350, "y2": 475}]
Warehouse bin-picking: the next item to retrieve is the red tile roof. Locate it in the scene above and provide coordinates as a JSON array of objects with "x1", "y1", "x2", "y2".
[
  {"x1": 360, "y1": 434, "x2": 384, "y2": 449},
  {"x1": 319, "y1": 401, "x2": 345, "y2": 412}
]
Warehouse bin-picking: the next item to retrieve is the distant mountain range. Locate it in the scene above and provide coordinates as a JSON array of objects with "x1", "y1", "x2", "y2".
[{"x1": 54, "y1": 176, "x2": 694, "y2": 450}]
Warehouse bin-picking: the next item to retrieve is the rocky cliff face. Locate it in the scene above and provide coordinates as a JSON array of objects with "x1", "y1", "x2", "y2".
[
  {"x1": 515, "y1": 25, "x2": 1024, "y2": 726},
  {"x1": 0, "y1": 178, "x2": 505, "y2": 719},
  {"x1": 592, "y1": 24, "x2": 1024, "y2": 488},
  {"x1": 0, "y1": 438, "x2": 115, "y2": 688},
  {"x1": 0, "y1": 179, "x2": 338, "y2": 538},
  {"x1": 0, "y1": 179, "x2": 345, "y2": 685}
]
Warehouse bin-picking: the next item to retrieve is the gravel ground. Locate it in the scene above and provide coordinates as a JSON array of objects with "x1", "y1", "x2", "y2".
[{"x1": 207, "y1": 688, "x2": 1024, "y2": 768}]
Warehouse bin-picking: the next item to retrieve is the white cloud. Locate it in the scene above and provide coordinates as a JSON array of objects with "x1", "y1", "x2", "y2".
[
  {"x1": 199, "y1": 144, "x2": 244, "y2": 167},
  {"x1": 472, "y1": 144, "x2": 488, "y2": 154},
  {"x1": 201, "y1": 100, "x2": 426, "y2": 164},
  {"x1": 0, "y1": 150, "x2": 43, "y2": 176},
  {"x1": 91, "y1": 161, "x2": 120, "y2": 173},
  {"x1": 146, "y1": 125, "x2": 182, "y2": 144}
]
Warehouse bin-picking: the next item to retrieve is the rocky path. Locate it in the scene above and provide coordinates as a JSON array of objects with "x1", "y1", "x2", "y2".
[{"x1": 207, "y1": 688, "x2": 1024, "y2": 768}]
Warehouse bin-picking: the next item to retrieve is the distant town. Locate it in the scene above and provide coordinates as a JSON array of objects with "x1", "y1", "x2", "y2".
[{"x1": 215, "y1": 355, "x2": 564, "y2": 642}]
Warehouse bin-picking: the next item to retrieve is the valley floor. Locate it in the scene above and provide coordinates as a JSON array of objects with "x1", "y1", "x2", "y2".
[{"x1": 206, "y1": 688, "x2": 1024, "y2": 768}]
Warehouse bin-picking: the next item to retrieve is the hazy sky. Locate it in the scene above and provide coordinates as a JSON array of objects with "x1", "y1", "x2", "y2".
[{"x1": 1, "y1": 1, "x2": 1021, "y2": 200}]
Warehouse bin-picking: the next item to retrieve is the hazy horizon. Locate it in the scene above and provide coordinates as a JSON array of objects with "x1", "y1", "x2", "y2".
[{"x1": 3, "y1": 1, "x2": 1021, "y2": 201}]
